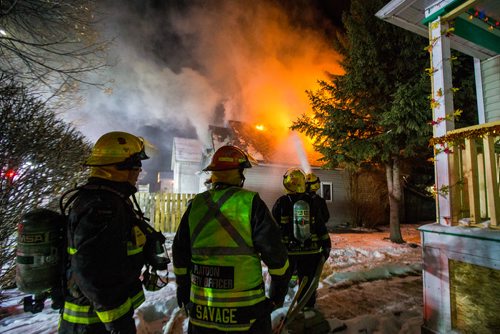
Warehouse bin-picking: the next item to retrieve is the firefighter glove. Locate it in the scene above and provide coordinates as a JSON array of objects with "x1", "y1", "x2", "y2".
[
  {"x1": 269, "y1": 273, "x2": 290, "y2": 308},
  {"x1": 176, "y1": 284, "x2": 190, "y2": 309}
]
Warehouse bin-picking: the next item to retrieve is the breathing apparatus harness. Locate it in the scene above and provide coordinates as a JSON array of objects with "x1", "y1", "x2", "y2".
[
  {"x1": 18, "y1": 184, "x2": 171, "y2": 313},
  {"x1": 59, "y1": 184, "x2": 171, "y2": 292}
]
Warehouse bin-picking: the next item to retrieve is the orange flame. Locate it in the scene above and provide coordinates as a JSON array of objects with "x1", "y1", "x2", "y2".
[{"x1": 193, "y1": 1, "x2": 344, "y2": 165}]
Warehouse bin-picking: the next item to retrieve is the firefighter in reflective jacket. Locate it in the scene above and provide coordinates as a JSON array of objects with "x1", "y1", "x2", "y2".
[
  {"x1": 58, "y1": 131, "x2": 150, "y2": 334},
  {"x1": 272, "y1": 168, "x2": 331, "y2": 309},
  {"x1": 173, "y1": 145, "x2": 290, "y2": 333}
]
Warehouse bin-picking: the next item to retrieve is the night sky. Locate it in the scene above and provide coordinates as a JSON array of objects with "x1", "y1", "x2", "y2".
[{"x1": 64, "y1": 0, "x2": 350, "y2": 186}]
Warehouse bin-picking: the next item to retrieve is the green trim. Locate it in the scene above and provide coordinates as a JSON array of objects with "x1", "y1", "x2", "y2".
[
  {"x1": 422, "y1": 0, "x2": 467, "y2": 25},
  {"x1": 454, "y1": 16, "x2": 500, "y2": 53}
]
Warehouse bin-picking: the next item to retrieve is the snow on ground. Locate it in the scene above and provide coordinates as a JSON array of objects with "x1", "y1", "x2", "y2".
[{"x1": 0, "y1": 224, "x2": 425, "y2": 334}]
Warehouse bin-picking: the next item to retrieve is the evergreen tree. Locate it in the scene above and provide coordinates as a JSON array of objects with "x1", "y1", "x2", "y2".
[{"x1": 292, "y1": 0, "x2": 432, "y2": 242}]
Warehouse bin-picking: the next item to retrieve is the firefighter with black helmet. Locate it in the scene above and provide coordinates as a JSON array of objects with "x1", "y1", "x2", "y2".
[
  {"x1": 272, "y1": 168, "x2": 331, "y2": 310},
  {"x1": 58, "y1": 131, "x2": 151, "y2": 334},
  {"x1": 172, "y1": 145, "x2": 290, "y2": 333}
]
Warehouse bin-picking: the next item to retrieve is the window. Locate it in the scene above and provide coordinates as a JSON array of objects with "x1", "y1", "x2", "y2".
[{"x1": 321, "y1": 182, "x2": 332, "y2": 202}]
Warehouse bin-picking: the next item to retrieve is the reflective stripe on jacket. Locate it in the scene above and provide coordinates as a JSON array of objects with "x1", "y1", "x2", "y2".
[{"x1": 62, "y1": 289, "x2": 144, "y2": 325}]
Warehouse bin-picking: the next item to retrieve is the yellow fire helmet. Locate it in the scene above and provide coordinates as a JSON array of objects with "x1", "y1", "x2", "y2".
[
  {"x1": 306, "y1": 172, "x2": 321, "y2": 192},
  {"x1": 85, "y1": 131, "x2": 149, "y2": 169},
  {"x1": 283, "y1": 167, "x2": 306, "y2": 194}
]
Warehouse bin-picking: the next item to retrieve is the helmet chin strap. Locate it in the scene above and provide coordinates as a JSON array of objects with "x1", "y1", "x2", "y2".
[
  {"x1": 239, "y1": 169, "x2": 246, "y2": 187},
  {"x1": 127, "y1": 169, "x2": 139, "y2": 186}
]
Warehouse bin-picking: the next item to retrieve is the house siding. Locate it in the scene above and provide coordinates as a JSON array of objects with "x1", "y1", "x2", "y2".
[
  {"x1": 314, "y1": 168, "x2": 351, "y2": 227},
  {"x1": 243, "y1": 165, "x2": 350, "y2": 227},
  {"x1": 173, "y1": 161, "x2": 200, "y2": 194},
  {"x1": 482, "y1": 55, "x2": 500, "y2": 122}
]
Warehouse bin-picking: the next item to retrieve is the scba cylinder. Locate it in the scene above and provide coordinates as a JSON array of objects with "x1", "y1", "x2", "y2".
[
  {"x1": 293, "y1": 199, "x2": 311, "y2": 243},
  {"x1": 16, "y1": 209, "x2": 65, "y2": 294}
]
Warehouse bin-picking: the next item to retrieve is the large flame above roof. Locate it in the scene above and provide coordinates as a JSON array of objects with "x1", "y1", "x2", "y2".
[{"x1": 177, "y1": 1, "x2": 343, "y2": 167}]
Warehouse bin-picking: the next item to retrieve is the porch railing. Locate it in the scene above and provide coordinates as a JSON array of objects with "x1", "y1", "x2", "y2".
[
  {"x1": 135, "y1": 192, "x2": 196, "y2": 233},
  {"x1": 439, "y1": 121, "x2": 500, "y2": 227}
]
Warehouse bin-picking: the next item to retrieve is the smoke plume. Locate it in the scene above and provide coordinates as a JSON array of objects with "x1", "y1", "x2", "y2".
[{"x1": 63, "y1": 0, "x2": 344, "y2": 185}]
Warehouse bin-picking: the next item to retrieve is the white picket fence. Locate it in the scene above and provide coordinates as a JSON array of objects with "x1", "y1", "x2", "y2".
[{"x1": 135, "y1": 192, "x2": 196, "y2": 233}]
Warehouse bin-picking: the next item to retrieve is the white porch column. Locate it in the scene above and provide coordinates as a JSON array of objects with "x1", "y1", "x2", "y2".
[{"x1": 430, "y1": 18, "x2": 456, "y2": 226}]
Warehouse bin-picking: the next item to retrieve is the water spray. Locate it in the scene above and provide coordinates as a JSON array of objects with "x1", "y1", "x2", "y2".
[{"x1": 291, "y1": 132, "x2": 311, "y2": 174}]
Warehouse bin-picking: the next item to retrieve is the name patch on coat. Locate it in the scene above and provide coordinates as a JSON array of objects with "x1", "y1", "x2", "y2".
[
  {"x1": 191, "y1": 264, "x2": 234, "y2": 289},
  {"x1": 194, "y1": 305, "x2": 238, "y2": 324}
]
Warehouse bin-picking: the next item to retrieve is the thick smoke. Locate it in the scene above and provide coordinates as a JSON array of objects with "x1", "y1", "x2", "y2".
[{"x1": 63, "y1": 0, "x2": 344, "y2": 186}]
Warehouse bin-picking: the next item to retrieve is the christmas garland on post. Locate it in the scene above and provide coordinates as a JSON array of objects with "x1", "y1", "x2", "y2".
[{"x1": 429, "y1": 121, "x2": 500, "y2": 147}]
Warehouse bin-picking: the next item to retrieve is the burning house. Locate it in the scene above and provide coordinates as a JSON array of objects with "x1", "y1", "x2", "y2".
[{"x1": 172, "y1": 120, "x2": 352, "y2": 227}]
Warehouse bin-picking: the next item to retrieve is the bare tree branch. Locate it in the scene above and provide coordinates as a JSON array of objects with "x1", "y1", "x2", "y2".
[{"x1": 0, "y1": 0, "x2": 111, "y2": 96}]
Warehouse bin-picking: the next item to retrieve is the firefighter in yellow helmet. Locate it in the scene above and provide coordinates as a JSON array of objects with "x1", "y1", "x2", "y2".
[
  {"x1": 272, "y1": 168, "x2": 331, "y2": 310},
  {"x1": 59, "y1": 131, "x2": 158, "y2": 334},
  {"x1": 172, "y1": 145, "x2": 290, "y2": 333},
  {"x1": 306, "y1": 172, "x2": 331, "y2": 224}
]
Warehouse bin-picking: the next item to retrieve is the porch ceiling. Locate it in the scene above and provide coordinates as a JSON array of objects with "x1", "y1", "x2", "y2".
[{"x1": 376, "y1": 0, "x2": 500, "y2": 60}]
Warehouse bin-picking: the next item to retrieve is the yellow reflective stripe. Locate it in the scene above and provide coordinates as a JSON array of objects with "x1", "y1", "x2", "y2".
[
  {"x1": 62, "y1": 292, "x2": 143, "y2": 325},
  {"x1": 65, "y1": 302, "x2": 90, "y2": 312},
  {"x1": 69, "y1": 243, "x2": 143, "y2": 256},
  {"x1": 191, "y1": 286, "x2": 265, "y2": 307},
  {"x1": 192, "y1": 286, "x2": 265, "y2": 299},
  {"x1": 132, "y1": 226, "x2": 147, "y2": 247},
  {"x1": 190, "y1": 317, "x2": 256, "y2": 332},
  {"x1": 268, "y1": 259, "x2": 289, "y2": 277},
  {"x1": 63, "y1": 312, "x2": 101, "y2": 324},
  {"x1": 174, "y1": 266, "x2": 187, "y2": 275},
  {"x1": 320, "y1": 234, "x2": 330, "y2": 240},
  {"x1": 95, "y1": 298, "x2": 132, "y2": 323},
  {"x1": 191, "y1": 297, "x2": 266, "y2": 308},
  {"x1": 62, "y1": 302, "x2": 100, "y2": 324},
  {"x1": 127, "y1": 242, "x2": 143, "y2": 256},
  {"x1": 131, "y1": 290, "x2": 145, "y2": 309}
]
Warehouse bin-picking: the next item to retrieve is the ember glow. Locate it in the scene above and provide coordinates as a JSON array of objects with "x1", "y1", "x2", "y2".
[{"x1": 255, "y1": 124, "x2": 265, "y2": 131}]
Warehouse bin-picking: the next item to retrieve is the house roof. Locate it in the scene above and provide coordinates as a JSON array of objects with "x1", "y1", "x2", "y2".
[
  {"x1": 172, "y1": 137, "x2": 203, "y2": 162},
  {"x1": 209, "y1": 120, "x2": 323, "y2": 167},
  {"x1": 376, "y1": 0, "x2": 500, "y2": 60}
]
